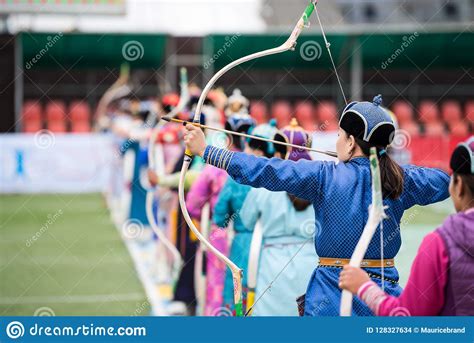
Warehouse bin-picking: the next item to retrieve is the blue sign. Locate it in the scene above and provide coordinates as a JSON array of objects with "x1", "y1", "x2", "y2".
[{"x1": 0, "y1": 317, "x2": 472, "y2": 343}]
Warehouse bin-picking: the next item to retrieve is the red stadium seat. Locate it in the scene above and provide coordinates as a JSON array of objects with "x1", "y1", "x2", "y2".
[
  {"x1": 448, "y1": 121, "x2": 470, "y2": 137},
  {"x1": 70, "y1": 100, "x2": 91, "y2": 133},
  {"x1": 424, "y1": 122, "x2": 446, "y2": 136},
  {"x1": 321, "y1": 119, "x2": 339, "y2": 132},
  {"x1": 294, "y1": 101, "x2": 315, "y2": 131},
  {"x1": 315, "y1": 101, "x2": 339, "y2": 132},
  {"x1": 418, "y1": 100, "x2": 439, "y2": 123},
  {"x1": 465, "y1": 101, "x2": 474, "y2": 124},
  {"x1": 45, "y1": 100, "x2": 67, "y2": 133},
  {"x1": 399, "y1": 121, "x2": 420, "y2": 136},
  {"x1": 271, "y1": 101, "x2": 292, "y2": 128},
  {"x1": 441, "y1": 100, "x2": 462, "y2": 122},
  {"x1": 391, "y1": 100, "x2": 414, "y2": 125},
  {"x1": 249, "y1": 100, "x2": 268, "y2": 125},
  {"x1": 22, "y1": 101, "x2": 43, "y2": 133}
]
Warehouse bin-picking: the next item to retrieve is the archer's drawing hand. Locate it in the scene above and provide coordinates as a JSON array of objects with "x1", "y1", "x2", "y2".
[{"x1": 184, "y1": 124, "x2": 206, "y2": 157}]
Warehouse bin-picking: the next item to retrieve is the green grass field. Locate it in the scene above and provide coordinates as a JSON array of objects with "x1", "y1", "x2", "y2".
[
  {"x1": 397, "y1": 200, "x2": 454, "y2": 286},
  {"x1": 0, "y1": 193, "x2": 150, "y2": 316},
  {"x1": 0, "y1": 193, "x2": 453, "y2": 316}
]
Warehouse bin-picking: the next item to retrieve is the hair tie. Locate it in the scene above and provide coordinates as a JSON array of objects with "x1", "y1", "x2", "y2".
[{"x1": 378, "y1": 149, "x2": 387, "y2": 157}]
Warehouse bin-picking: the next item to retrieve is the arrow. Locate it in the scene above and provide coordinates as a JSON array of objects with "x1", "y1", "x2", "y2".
[{"x1": 161, "y1": 116, "x2": 338, "y2": 158}]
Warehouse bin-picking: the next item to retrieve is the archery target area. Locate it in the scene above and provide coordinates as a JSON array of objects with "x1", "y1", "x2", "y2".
[{"x1": 0, "y1": 0, "x2": 473, "y2": 323}]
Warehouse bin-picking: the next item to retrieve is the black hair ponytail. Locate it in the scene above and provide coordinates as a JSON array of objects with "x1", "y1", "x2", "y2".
[{"x1": 355, "y1": 138, "x2": 404, "y2": 200}]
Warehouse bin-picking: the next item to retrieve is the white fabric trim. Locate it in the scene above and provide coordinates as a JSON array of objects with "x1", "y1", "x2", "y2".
[{"x1": 367, "y1": 121, "x2": 395, "y2": 141}]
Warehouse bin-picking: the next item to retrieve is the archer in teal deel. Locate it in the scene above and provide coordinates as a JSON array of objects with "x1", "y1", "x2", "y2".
[
  {"x1": 240, "y1": 119, "x2": 318, "y2": 316},
  {"x1": 213, "y1": 118, "x2": 287, "y2": 313},
  {"x1": 183, "y1": 95, "x2": 450, "y2": 316}
]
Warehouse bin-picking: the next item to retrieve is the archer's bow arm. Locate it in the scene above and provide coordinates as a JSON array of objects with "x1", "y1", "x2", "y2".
[{"x1": 203, "y1": 146, "x2": 330, "y2": 203}]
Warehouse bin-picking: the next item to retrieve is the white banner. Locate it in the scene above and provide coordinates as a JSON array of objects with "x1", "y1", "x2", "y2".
[
  {"x1": 0, "y1": 132, "x2": 117, "y2": 193},
  {"x1": 311, "y1": 132, "x2": 338, "y2": 162}
]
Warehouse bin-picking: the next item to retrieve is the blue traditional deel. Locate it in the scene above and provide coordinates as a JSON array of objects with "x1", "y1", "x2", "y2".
[
  {"x1": 451, "y1": 136, "x2": 474, "y2": 175},
  {"x1": 282, "y1": 118, "x2": 312, "y2": 161},
  {"x1": 339, "y1": 94, "x2": 396, "y2": 147}
]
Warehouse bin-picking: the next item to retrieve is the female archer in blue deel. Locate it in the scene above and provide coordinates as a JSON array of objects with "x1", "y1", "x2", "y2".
[{"x1": 183, "y1": 95, "x2": 450, "y2": 316}]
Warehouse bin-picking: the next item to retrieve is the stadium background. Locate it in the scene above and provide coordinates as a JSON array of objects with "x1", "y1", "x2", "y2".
[{"x1": 0, "y1": 0, "x2": 472, "y2": 315}]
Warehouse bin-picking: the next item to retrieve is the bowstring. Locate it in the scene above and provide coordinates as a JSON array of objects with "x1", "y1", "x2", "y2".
[
  {"x1": 380, "y1": 220, "x2": 385, "y2": 291},
  {"x1": 314, "y1": 6, "x2": 348, "y2": 105},
  {"x1": 246, "y1": 3, "x2": 350, "y2": 316}
]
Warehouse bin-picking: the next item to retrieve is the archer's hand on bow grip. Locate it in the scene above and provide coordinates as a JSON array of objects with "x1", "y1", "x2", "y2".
[{"x1": 183, "y1": 123, "x2": 207, "y2": 158}]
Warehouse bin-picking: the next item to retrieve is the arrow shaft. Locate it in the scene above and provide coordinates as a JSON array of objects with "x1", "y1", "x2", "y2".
[{"x1": 162, "y1": 117, "x2": 338, "y2": 158}]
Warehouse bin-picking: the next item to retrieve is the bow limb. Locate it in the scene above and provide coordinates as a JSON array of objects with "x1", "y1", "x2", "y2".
[
  {"x1": 179, "y1": 1, "x2": 317, "y2": 317},
  {"x1": 145, "y1": 192, "x2": 183, "y2": 285},
  {"x1": 340, "y1": 147, "x2": 387, "y2": 316},
  {"x1": 178, "y1": 169, "x2": 244, "y2": 315},
  {"x1": 194, "y1": 202, "x2": 211, "y2": 315},
  {"x1": 192, "y1": 2, "x2": 316, "y2": 124},
  {"x1": 147, "y1": 67, "x2": 189, "y2": 175},
  {"x1": 146, "y1": 68, "x2": 189, "y2": 287},
  {"x1": 245, "y1": 220, "x2": 263, "y2": 316},
  {"x1": 95, "y1": 63, "x2": 131, "y2": 131}
]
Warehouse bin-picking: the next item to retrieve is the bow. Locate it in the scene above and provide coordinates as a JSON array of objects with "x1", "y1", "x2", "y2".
[
  {"x1": 146, "y1": 67, "x2": 189, "y2": 287},
  {"x1": 178, "y1": 1, "x2": 319, "y2": 316},
  {"x1": 94, "y1": 63, "x2": 132, "y2": 131},
  {"x1": 340, "y1": 147, "x2": 387, "y2": 316}
]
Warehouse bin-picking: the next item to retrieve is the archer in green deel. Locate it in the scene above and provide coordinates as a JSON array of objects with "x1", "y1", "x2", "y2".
[{"x1": 183, "y1": 94, "x2": 450, "y2": 316}]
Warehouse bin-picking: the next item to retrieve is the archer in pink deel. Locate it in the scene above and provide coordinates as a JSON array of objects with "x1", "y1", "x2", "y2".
[
  {"x1": 186, "y1": 164, "x2": 229, "y2": 316},
  {"x1": 339, "y1": 137, "x2": 474, "y2": 316}
]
